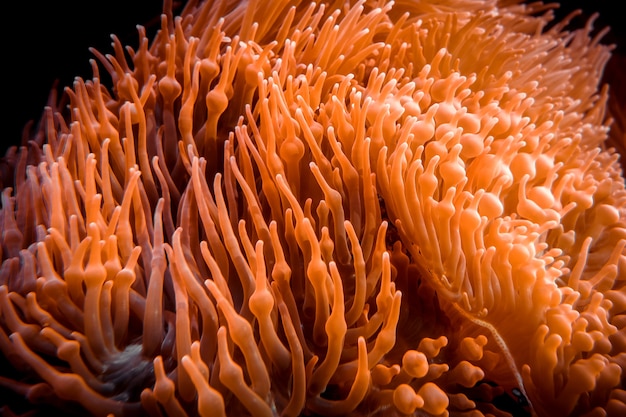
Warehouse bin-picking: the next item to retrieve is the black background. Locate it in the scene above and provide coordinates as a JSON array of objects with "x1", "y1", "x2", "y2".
[
  {"x1": 2, "y1": 1, "x2": 624, "y2": 157},
  {"x1": 3, "y1": 0, "x2": 164, "y2": 155}
]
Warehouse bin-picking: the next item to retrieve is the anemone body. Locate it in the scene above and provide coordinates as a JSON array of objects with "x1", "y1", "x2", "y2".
[{"x1": 1, "y1": 1, "x2": 625, "y2": 416}]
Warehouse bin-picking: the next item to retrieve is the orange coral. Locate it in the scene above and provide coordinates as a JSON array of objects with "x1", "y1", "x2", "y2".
[{"x1": 1, "y1": 1, "x2": 625, "y2": 416}]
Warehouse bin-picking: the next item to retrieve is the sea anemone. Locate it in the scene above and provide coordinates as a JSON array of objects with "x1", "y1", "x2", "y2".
[{"x1": 1, "y1": 1, "x2": 625, "y2": 416}]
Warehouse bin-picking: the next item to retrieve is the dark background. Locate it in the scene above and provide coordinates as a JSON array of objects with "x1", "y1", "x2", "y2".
[
  {"x1": 2, "y1": 1, "x2": 624, "y2": 157},
  {"x1": 3, "y1": 0, "x2": 164, "y2": 155}
]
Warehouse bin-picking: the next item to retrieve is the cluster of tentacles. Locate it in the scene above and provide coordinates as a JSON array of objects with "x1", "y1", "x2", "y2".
[{"x1": 1, "y1": 1, "x2": 625, "y2": 416}]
